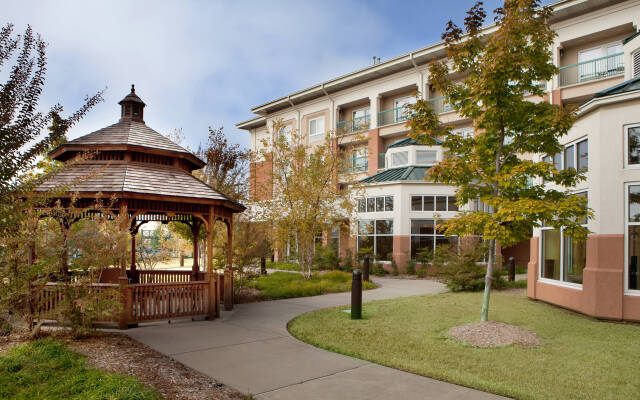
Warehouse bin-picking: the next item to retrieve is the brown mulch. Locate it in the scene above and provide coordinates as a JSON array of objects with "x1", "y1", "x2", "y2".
[
  {"x1": 448, "y1": 321, "x2": 539, "y2": 348},
  {"x1": 0, "y1": 332, "x2": 246, "y2": 400}
]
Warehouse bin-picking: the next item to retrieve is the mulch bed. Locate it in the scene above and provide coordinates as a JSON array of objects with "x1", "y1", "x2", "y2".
[
  {"x1": 0, "y1": 332, "x2": 246, "y2": 400},
  {"x1": 448, "y1": 321, "x2": 539, "y2": 348}
]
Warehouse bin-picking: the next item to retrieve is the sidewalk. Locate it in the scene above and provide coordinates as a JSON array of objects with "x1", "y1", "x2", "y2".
[{"x1": 125, "y1": 277, "x2": 507, "y2": 399}]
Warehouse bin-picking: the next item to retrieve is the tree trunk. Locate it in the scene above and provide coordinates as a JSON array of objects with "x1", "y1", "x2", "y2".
[{"x1": 480, "y1": 238, "x2": 495, "y2": 322}]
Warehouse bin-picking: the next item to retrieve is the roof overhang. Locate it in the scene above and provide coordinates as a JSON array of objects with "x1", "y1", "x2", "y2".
[
  {"x1": 236, "y1": 116, "x2": 267, "y2": 130},
  {"x1": 49, "y1": 143, "x2": 206, "y2": 170},
  {"x1": 238, "y1": 0, "x2": 627, "y2": 124},
  {"x1": 578, "y1": 88, "x2": 640, "y2": 115}
]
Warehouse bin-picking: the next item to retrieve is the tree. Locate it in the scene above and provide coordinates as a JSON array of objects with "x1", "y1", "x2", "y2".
[
  {"x1": 0, "y1": 23, "x2": 104, "y2": 334},
  {"x1": 0, "y1": 23, "x2": 103, "y2": 197},
  {"x1": 408, "y1": 0, "x2": 590, "y2": 321},
  {"x1": 256, "y1": 120, "x2": 360, "y2": 278}
]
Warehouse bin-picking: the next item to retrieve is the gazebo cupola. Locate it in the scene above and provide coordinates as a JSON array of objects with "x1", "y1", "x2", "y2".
[{"x1": 119, "y1": 84, "x2": 146, "y2": 123}]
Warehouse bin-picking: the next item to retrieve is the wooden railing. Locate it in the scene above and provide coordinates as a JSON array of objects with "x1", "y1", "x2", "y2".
[
  {"x1": 130, "y1": 281, "x2": 209, "y2": 322},
  {"x1": 32, "y1": 283, "x2": 119, "y2": 319},
  {"x1": 137, "y1": 270, "x2": 193, "y2": 283}
]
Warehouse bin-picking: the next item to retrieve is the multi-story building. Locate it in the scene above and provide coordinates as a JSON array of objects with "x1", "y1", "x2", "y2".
[{"x1": 238, "y1": 0, "x2": 640, "y2": 320}]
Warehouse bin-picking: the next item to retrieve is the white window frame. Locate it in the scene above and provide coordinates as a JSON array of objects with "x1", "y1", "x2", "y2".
[
  {"x1": 624, "y1": 124, "x2": 640, "y2": 169},
  {"x1": 415, "y1": 150, "x2": 438, "y2": 166},
  {"x1": 410, "y1": 195, "x2": 458, "y2": 212},
  {"x1": 624, "y1": 183, "x2": 640, "y2": 295},
  {"x1": 357, "y1": 219, "x2": 394, "y2": 262},
  {"x1": 391, "y1": 151, "x2": 409, "y2": 167},
  {"x1": 409, "y1": 218, "x2": 458, "y2": 260},
  {"x1": 279, "y1": 125, "x2": 292, "y2": 144},
  {"x1": 538, "y1": 191, "x2": 587, "y2": 289},
  {"x1": 309, "y1": 117, "x2": 325, "y2": 140}
]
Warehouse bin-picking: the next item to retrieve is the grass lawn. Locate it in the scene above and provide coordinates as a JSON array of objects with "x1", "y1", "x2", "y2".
[
  {"x1": 289, "y1": 290, "x2": 640, "y2": 400},
  {"x1": 0, "y1": 339, "x2": 158, "y2": 399},
  {"x1": 247, "y1": 270, "x2": 376, "y2": 300}
]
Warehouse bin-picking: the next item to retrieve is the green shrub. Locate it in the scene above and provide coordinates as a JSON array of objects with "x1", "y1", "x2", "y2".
[
  {"x1": 391, "y1": 260, "x2": 399, "y2": 276},
  {"x1": 373, "y1": 262, "x2": 387, "y2": 276},
  {"x1": 431, "y1": 243, "x2": 505, "y2": 292},
  {"x1": 247, "y1": 271, "x2": 376, "y2": 300},
  {"x1": 313, "y1": 244, "x2": 340, "y2": 270},
  {"x1": 405, "y1": 259, "x2": 417, "y2": 275},
  {"x1": 339, "y1": 249, "x2": 355, "y2": 272},
  {"x1": 416, "y1": 267, "x2": 428, "y2": 278},
  {"x1": 266, "y1": 261, "x2": 306, "y2": 272}
]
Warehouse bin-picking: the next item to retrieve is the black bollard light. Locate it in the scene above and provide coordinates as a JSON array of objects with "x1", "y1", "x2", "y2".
[
  {"x1": 508, "y1": 257, "x2": 516, "y2": 282},
  {"x1": 362, "y1": 255, "x2": 370, "y2": 282},
  {"x1": 351, "y1": 269, "x2": 362, "y2": 320},
  {"x1": 260, "y1": 256, "x2": 267, "y2": 275}
]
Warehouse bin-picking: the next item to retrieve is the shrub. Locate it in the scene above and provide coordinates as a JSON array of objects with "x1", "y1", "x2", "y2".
[
  {"x1": 431, "y1": 243, "x2": 505, "y2": 292},
  {"x1": 391, "y1": 260, "x2": 399, "y2": 276},
  {"x1": 373, "y1": 262, "x2": 387, "y2": 276},
  {"x1": 313, "y1": 244, "x2": 340, "y2": 270},
  {"x1": 405, "y1": 258, "x2": 417, "y2": 275},
  {"x1": 340, "y1": 249, "x2": 355, "y2": 272},
  {"x1": 416, "y1": 267, "x2": 428, "y2": 278}
]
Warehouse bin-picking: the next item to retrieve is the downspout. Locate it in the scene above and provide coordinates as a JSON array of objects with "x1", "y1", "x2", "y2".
[
  {"x1": 410, "y1": 52, "x2": 425, "y2": 99},
  {"x1": 288, "y1": 96, "x2": 301, "y2": 137},
  {"x1": 321, "y1": 83, "x2": 335, "y2": 132}
]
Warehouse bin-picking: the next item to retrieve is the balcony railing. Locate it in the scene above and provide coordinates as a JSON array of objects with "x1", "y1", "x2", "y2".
[
  {"x1": 558, "y1": 53, "x2": 624, "y2": 87},
  {"x1": 378, "y1": 153, "x2": 386, "y2": 169},
  {"x1": 378, "y1": 106, "x2": 413, "y2": 127},
  {"x1": 427, "y1": 96, "x2": 454, "y2": 114},
  {"x1": 341, "y1": 155, "x2": 368, "y2": 174},
  {"x1": 336, "y1": 115, "x2": 370, "y2": 135}
]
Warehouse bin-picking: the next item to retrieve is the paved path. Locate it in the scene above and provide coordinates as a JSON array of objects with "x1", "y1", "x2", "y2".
[{"x1": 125, "y1": 278, "x2": 506, "y2": 399}]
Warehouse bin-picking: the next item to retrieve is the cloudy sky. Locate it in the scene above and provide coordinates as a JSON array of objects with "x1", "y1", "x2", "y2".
[{"x1": 4, "y1": 0, "x2": 519, "y2": 150}]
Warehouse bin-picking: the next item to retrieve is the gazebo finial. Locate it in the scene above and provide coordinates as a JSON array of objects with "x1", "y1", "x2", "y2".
[{"x1": 118, "y1": 84, "x2": 146, "y2": 123}]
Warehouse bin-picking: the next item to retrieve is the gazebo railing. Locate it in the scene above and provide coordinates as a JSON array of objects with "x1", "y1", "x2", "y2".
[
  {"x1": 32, "y1": 282, "x2": 120, "y2": 320},
  {"x1": 129, "y1": 281, "x2": 209, "y2": 322},
  {"x1": 137, "y1": 270, "x2": 195, "y2": 283}
]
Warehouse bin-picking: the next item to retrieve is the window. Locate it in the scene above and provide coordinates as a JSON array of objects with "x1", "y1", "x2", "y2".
[
  {"x1": 411, "y1": 195, "x2": 458, "y2": 212},
  {"x1": 391, "y1": 151, "x2": 409, "y2": 167},
  {"x1": 410, "y1": 219, "x2": 458, "y2": 259},
  {"x1": 359, "y1": 196, "x2": 394, "y2": 213},
  {"x1": 544, "y1": 139, "x2": 589, "y2": 175},
  {"x1": 357, "y1": 219, "x2": 393, "y2": 261},
  {"x1": 452, "y1": 127, "x2": 474, "y2": 139},
  {"x1": 309, "y1": 117, "x2": 325, "y2": 139},
  {"x1": 540, "y1": 192, "x2": 587, "y2": 284},
  {"x1": 351, "y1": 108, "x2": 370, "y2": 131},
  {"x1": 627, "y1": 126, "x2": 640, "y2": 166},
  {"x1": 627, "y1": 185, "x2": 640, "y2": 291},
  {"x1": 576, "y1": 139, "x2": 588, "y2": 172},
  {"x1": 416, "y1": 150, "x2": 437, "y2": 165}
]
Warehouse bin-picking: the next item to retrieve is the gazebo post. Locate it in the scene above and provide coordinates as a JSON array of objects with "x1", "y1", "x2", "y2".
[
  {"x1": 191, "y1": 220, "x2": 201, "y2": 281},
  {"x1": 224, "y1": 218, "x2": 233, "y2": 311},
  {"x1": 206, "y1": 208, "x2": 219, "y2": 319},
  {"x1": 119, "y1": 201, "x2": 129, "y2": 279},
  {"x1": 129, "y1": 220, "x2": 138, "y2": 284}
]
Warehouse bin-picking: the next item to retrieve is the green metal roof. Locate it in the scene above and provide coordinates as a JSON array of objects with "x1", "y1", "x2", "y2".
[
  {"x1": 386, "y1": 137, "x2": 441, "y2": 148},
  {"x1": 593, "y1": 77, "x2": 640, "y2": 98},
  {"x1": 360, "y1": 166, "x2": 430, "y2": 183}
]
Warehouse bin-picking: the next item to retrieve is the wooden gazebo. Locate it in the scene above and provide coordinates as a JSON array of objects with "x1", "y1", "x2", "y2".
[{"x1": 36, "y1": 85, "x2": 245, "y2": 328}]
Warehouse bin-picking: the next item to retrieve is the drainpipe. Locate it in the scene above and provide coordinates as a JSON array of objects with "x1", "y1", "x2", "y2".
[
  {"x1": 321, "y1": 83, "x2": 335, "y2": 133},
  {"x1": 287, "y1": 96, "x2": 301, "y2": 139},
  {"x1": 410, "y1": 52, "x2": 425, "y2": 99}
]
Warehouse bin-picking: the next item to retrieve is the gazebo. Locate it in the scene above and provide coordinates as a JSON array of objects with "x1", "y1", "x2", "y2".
[{"x1": 36, "y1": 85, "x2": 245, "y2": 328}]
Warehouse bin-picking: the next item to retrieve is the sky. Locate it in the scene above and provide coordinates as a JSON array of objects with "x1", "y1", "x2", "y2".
[{"x1": 4, "y1": 0, "x2": 534, "y2": 151}]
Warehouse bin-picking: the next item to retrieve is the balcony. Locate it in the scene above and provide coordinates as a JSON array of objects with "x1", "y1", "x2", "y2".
[
  {"x1": 336, "y1": 115, "x2": 370, "y2": 135},
  {"x1": 341, "y1": 155, "x2": 368, "y2": 174},
  {"x1": 558, "y1": 53, "x2": 624, "y2": 87},
  {"x1": 378, "y1": 106, "x2": 413, "y2": 127},
  {"x1": 426, "y1": 96, "x2": 454, "y2": 114}
]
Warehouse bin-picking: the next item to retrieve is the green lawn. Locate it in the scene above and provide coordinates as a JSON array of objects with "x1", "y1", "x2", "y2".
[
  {"x1": 265, "y1": 261, "x2": 314, "y2": 272},
  {"x1": 289, "y1": 290, "x2": 640, "y2": 400},
  {"x1": 0, "y1": 339, "x2": 158, "y2": 400},
  {"x1": 247, "y1": 270, "x2": 376, "y2": 300}
]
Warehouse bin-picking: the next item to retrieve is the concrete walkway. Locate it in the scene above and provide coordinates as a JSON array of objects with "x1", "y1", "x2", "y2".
[{"x1": 125, "y1": 278, "x2": 506, "y2": 399}]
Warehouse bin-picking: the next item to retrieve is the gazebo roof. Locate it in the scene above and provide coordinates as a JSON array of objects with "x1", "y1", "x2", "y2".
[{"x1": 40, "y1": 85, "x2": 245, "y2": 213}]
